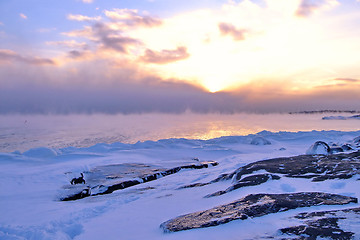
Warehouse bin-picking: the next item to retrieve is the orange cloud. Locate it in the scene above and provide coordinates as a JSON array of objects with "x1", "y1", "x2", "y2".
[
  {"x1": 67, "y1": 14, "x2": 101, "y2": 22},
  {"x1": 334, "y1": 78, "x2": 359, "y2": 83},
  {"x1": 46, "y1": 40, "x2": 89, "y2": 50},
  {"x1": 141, "y1": 46, "x2": 190, "y2": 64},
  {"x1": 218, "y1": 22, "x2": 247, "y2": 41},
  {"x1": 104, "y1": 9, "x2": 162, "y2": 28}
]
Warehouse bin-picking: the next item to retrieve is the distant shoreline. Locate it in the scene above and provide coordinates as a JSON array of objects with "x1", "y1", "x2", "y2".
[{"x1": 289, "y1": 110, "x2": 360, "y2": 114}]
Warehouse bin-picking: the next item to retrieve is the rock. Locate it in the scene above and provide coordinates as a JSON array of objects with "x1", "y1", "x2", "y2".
[
  {"x1": 353, "y1": 136, "x2": 360, "y2": 147},
  {"x1": 160, "y1": 192, "x2": 357, "y2": 232},
  {"x1": 250, "y1": 136, "x2": 271, "y2": 145},
  {"x1": 342, "y1": 144, "x2": 353, "y2": 151},
  {"x1": 280, "y1": 207, "x2": 360, "y2": 239},
  {"x1": 205, "y1": 173, "x2": 280, "y2": 197},
  {"x1": 177, "y1": 183, "x2": 210, "y2": 189},
  {"x1": 60, "y1": 161, "x2": 218, "y2": 201},
  {"x1": 198, "y1": 150, "x2": 360, "y2": 197},
  {"x1": 221, "y1": 150, "x2": 360, "y2": 183},
  {"x1": 61, "y1": 188, "x2": 91, "y2": 201},
  {"x1": 306, "y1": 141, "x2": 331, "y2": 155}
]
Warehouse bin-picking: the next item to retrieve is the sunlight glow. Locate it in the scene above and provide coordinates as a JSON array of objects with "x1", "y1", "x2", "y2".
[{"x1": 127, "y1": 0, "x2": 359, "y2": 92}]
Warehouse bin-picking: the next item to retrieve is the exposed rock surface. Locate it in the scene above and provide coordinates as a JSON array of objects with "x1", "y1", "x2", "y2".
[
  {"x1": 205, "y1": 173, "x2": 280, "y2": 197},
  {"x1": 160, "y1": 192, "x2": 357, "y2": 232},
  {"x1": 225, "y1": 150, "x2": 360, "y2": 183},
  {"x1": 60, "y1": 161, "x2": 218, "y2": 201},
  {"x1": 280, "y1": 207, "x2": 360, "y2": 239},
  {"x1": 180, "y1": 150, "x2": 360, "y2": 198}
]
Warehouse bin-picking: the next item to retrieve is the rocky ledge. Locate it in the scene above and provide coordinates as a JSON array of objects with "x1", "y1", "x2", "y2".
[
  {"x1": 184, "y1": 150, "x2": 360, "y2": 197},
  {"x1": 281, "y1": 207, "x2": 360, "y2": 239},
  {"x1": 228, "y1": 150, "x2": 360, "y2": 182},
  {"x1": 160, "y1": 192, "x2": 357, "y2": 233},
  {"x1": 60, "y1": 160, "x2": 218, "y2": 201}
]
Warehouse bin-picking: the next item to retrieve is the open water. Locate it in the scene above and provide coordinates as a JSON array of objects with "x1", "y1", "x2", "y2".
[{"x1": 0, "y1": 112, "x2": 359, "y2": 152}]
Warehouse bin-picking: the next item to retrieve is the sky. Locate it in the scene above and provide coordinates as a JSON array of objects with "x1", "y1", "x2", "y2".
[{"x1": 0, "y1": 0, "x2": 360, "y2": 114}]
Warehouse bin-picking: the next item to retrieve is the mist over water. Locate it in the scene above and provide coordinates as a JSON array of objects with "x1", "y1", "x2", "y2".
[{"x1": 0, "y1": 112, "x2": 359, "y2": 152}]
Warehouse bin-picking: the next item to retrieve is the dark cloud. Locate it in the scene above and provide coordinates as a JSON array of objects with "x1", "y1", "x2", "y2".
[
  {"x1": 141, "y1": 46, "x2": 190, "y2": 64},
  {"x1": 67, "y1": 50, "x2": 86, "y2": 59},
  {"x1": 0, "y1": 49, "x2": 55, "y2": 65},
  {"x1": 218, "y1": 22, "x2": 247, "y2": 41},
  {"x1": 92, "y1": 22, "x2": 141, "y2": 53}
]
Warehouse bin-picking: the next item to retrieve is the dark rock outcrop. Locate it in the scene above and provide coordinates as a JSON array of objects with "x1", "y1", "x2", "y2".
[
  {"x1": 61, "y1": 188, "x2": 91, "y2": 201},
  {"x1": 179, "y1": 150, "x2": 360, "y2": 198},
  {"x1": 205, "y1": 173, "x2": 280, "y2": 197},
  {"x1": 60, "y1": 161, "x2": 218, "y2": 201},
  {"x1": 195, "y1": 150, "x2": 360, "y2": 197},
  {"x1": 160, "y1": 192, "x2": 357, "y2": 232},
  {"x1": 280, "y1": 207, "x2": 360, "y2": 239},
  {"x1": 221, "y1": 150, "x2": 360, "y2": 183}
]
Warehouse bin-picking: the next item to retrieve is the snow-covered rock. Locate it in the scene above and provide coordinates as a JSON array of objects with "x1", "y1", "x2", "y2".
[{"x1": 250, "y1": 136, "x2": 271, "y2": 145}]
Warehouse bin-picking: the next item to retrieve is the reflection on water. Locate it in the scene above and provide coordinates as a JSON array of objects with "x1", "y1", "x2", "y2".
[{"x1": 0, "y1": 112, "x2": 359, "y2": 152}]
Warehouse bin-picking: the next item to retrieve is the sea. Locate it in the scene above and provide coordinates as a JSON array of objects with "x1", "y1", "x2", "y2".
[{"x1": 0, "y1": 112, "x2": 359, "y2": 153}]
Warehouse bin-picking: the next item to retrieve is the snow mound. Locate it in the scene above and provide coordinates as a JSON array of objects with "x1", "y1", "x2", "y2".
[
  {"x1": 22, "y1": 147, "x2": 58, "y2": 158},
  {"x1": 250, "y1": 136, "x2": 271, "y2": 145}
]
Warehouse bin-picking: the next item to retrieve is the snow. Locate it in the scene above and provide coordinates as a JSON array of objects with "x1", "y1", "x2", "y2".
[{"x1": 1, "y1": 130, "x2": 360, "y2": 239}]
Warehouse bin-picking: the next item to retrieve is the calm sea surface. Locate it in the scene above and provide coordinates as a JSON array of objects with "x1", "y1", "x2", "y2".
[{"x1": 0, "y1": 113, "x2": 359, "y2": 152}]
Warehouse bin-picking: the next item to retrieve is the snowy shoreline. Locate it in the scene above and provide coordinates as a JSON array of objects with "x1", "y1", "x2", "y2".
[{"x1": 1, "y1": 130, "x2": 360, "y2": 239}]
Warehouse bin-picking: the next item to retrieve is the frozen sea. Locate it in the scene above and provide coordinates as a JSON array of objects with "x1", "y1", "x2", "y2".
[
  {"x1": 1, "y1": 112, "x2": 359, "y2": 153},
  {"x1": 1, "y1": 112, "x2": 360, "y2": 240}
]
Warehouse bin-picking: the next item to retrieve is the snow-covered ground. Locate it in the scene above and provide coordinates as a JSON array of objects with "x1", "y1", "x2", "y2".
[{"x1": 1, "y1": 130, "x2": 360, "y2": 239}]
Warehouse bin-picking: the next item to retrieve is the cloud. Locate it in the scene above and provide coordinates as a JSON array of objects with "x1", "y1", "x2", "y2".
[
  {"x1": 90, "y1": 22, "x2": 141, "y2": 53},
  {"x1": 19, "y1": 13, "x2": 28, "y2": 20},
  {"x1": 62, "y1": 26, "x2": 93, "y2": 39},
  {"x1": 0, "y1": 22, "x2": 4, "y2": 26},
  {"x1": 82, "y1": 0, "x2": 93, "y2": 3},
  {"x1": 67, "y1": 50, "x2": 89, "y2": 59},
  {"x1": 46, "y1": 40, "x2": 89, "y2": 50},
  {"x1": 0, "y1": 49, "x2": 55, "y2": 65},
  {"x1": 334, "y1": 78, "x2": 359, "y2": 83},
  {"x1": 104, "y1": 9, "x2": 162, "y2": 28},
  {"x1": 295, "y1": 0, "x2": 339, "y2": 17},
  {"x1": 218, "y1": 22, "x2": 247, "y2": 41},
  {"x1": 62, "y1": 8, "x2": 164, "y2": 56},
  {"x1": 141, "y1": 46, "x2": 190, "y2": 64},
  {"x1": 67, "y1": 14, "x2": 101, "y2": 22}
]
